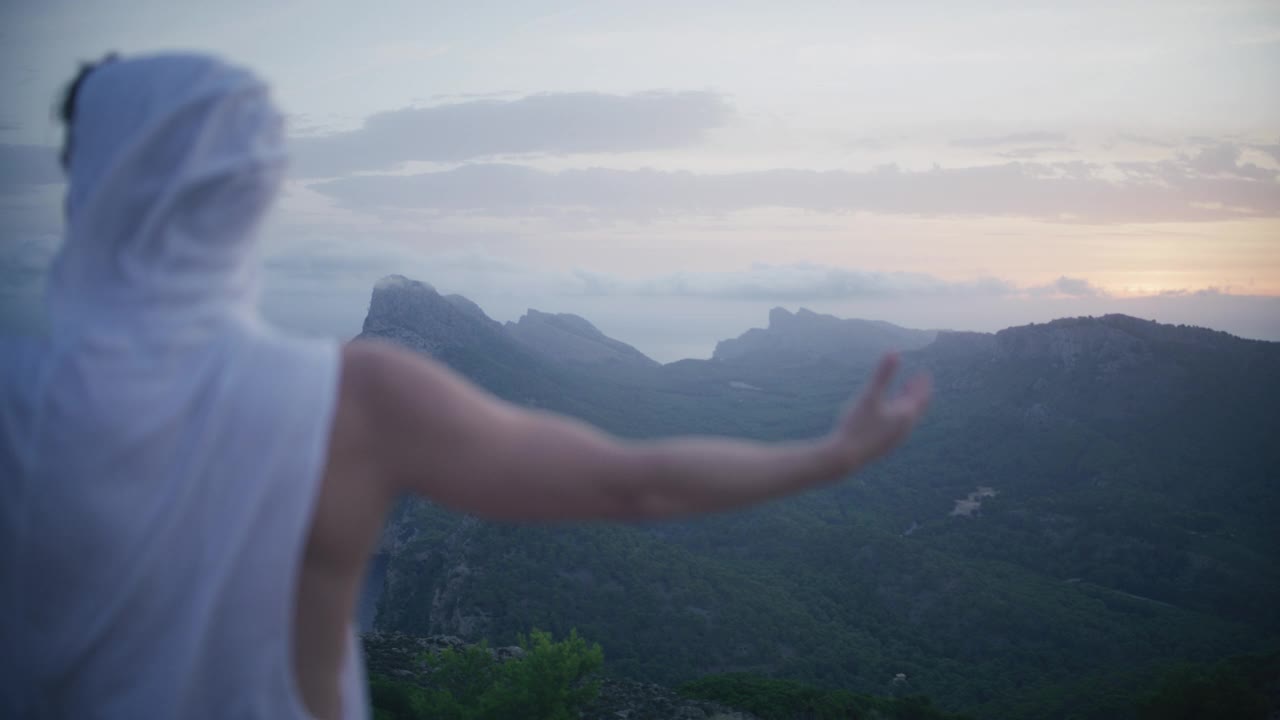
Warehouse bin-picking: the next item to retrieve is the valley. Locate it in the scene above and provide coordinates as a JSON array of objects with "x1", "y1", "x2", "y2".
[{"x1": 357, "y1": 275, "x2": 1280, "y2": 719}]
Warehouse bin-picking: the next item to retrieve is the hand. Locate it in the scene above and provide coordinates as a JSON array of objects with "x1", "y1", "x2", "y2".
[{"x1": 827, "y1": 353, "x2": 931, "y2": 470}]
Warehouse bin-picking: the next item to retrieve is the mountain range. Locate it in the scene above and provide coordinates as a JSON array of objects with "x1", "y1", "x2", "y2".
[{"x1": 356, "y1": 274, "x2": 1280, "y2": 719}]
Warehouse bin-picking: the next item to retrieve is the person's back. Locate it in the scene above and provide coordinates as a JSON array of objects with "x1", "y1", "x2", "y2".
[
  {"x1": 0, "y1": 55, "x2": 365, "y2": 718},
  {"x1": 1, "y1": 52, "x2": 930, "y2": 720}
]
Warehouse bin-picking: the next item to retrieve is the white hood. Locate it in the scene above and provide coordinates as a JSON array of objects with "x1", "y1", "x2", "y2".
[{"x1": 49, "y1": 53, "x2": 286, "y2": 333}]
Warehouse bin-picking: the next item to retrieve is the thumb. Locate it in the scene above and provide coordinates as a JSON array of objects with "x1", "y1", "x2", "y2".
[{"x1": 865, "y1": 353, "x2": 900, "y2": 402}]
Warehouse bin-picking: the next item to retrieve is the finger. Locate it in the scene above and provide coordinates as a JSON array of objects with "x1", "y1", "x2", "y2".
[
  {"x1": 893, "y1": 373, "x2": 932, "y2": 416},
  {"x1": 866, "y1": 352, "x2": 900, "y2": 400}
]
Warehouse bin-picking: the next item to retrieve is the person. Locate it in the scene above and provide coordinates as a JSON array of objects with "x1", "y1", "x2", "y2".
[{"x1": 0, "y1": 53, "x2": 931, "y2": 719}]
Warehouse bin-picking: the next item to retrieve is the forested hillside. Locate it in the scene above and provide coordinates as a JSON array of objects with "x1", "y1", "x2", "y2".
[{"x1": 359, "y1": 275, "x2": 1280, "y2": 719}]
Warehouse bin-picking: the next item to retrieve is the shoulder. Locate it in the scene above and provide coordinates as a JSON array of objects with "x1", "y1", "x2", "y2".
[
  {"x1": 338, "y1": 338, "x2": 417, "y2": 416},
  {"x1": 338, "y1": 337, "x2": 489, "y2": 427},
  {"x1": 334, "y1": 338, "x2": 521, "y2": 495},
  {"x1": 331, "y1": 340, "x2": 396, "y2": 458},
  {"x1": 338, "y1": 339, "x2": 391, "y2": 395},
  {"x1": 331, "y1": 339, "x2": 435, "y2": 481}
]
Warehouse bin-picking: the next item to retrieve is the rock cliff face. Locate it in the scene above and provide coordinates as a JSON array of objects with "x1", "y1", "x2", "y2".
[
  {"x1": 374, "y1": 505, "x2": 494, "y2": 640},
  {"x1": 359, "y1": 275, "x2": 588, "y2": 414},
  {"x1": 507, "y1": 310, "x2": 657, "y2": 368},
  {"x1": 443, "y1": 293, "x2": 504, "y2": 330},
  {"x1": 359, "y1": 275, "x2": 941, "y2": 379},
  {"x1": 360, "y1": 275, "x2": 508, "y2": 355},
  {"x1": 713, "y1": 307, "x2": 936, "y2": 367}
]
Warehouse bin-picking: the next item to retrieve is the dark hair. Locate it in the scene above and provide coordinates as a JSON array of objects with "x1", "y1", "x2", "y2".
[{"x1": 58, "y1": 53, "x2": 120, "y2": 170}]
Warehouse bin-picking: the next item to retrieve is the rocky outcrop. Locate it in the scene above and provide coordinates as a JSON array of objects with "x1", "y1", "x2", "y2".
[
  {"x1": 374, "y1": 503, "x2": 495, "y2": 639},
  {"x1": 444, "y1": 293, "x2": 504, "y2": 330},
  {"x1": 713, "y1": 307, "x2": 935, "y2": 367},
  {"x1": 359, "y1": 275, "x2": 507, "y2": 355},
  {"x1": 991, "y1": 314, "x2": 1259, "y2": 370},
  {"x1": 359, "y1": 275, "x2": 585, "y2": 413},
  {"x1": 507, "y1": 309, "x2": 657, "y2": 368},
  {"x1": 994, "y1": 315, "x2": 1153, "y2": 371},
  {"x1": 914, "y1": 313, "x2": 1280, "y2": 427}
]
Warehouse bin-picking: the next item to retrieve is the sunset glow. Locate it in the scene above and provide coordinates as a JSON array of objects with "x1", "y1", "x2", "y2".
[{"x1": 2, "y1": 1, "x2": 1278, "y2": 359}]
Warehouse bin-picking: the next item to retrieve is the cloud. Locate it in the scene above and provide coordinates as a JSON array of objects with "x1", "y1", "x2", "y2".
[
  {"x1": 289, "y1": 91, "x2": 731, "y2": 178},
  {"x1": 846, "y1": 137, "x2": 891, "y2": 151},
  {"x1": 951, "y1": 131, "x2": 1068, "y2": 148},
  {"x1": 310, "y1": 149, "x2": 1280, "y2": 223},
  {"x1": 1252, "y1": 143, "x2": 1280, "y2": 163},
  {"x1": 1185, "y1": 143, "x2": 1275, "y2": 180},
  {"x1": 1113, "y1": 133, "x2": 1176, "y2": 148},
  {"x1": 261, "y1": 239, "x2": 521, "y2": 287},
  {"x1": 1027, "y1": 275, "x2": 1106, "y2": 298},
  {"x1": 537, "y1": 267, "x2": 1280, "y2": 356},
  {"x1": 0, "y1": 144, "x2": 62, "y2": 192},
  {"x1": 565, "y1": 264, "x2": 1028, "y2": 302},
  {"x1": 1050, "y1": 276, "x2": 1103, "y2": 297},
  {"x1": 995, "y1": 146, "x2": 1075, "y2": 159}
]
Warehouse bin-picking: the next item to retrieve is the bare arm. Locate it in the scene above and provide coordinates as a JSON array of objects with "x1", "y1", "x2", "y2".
[{"x1": 348, "y1": 340, "x2": 930, "y2": 522}]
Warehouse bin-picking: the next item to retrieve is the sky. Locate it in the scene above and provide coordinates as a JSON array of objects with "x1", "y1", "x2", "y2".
[{"x1": 2, "y1": 0, "x2": 1278, "y2": 361}]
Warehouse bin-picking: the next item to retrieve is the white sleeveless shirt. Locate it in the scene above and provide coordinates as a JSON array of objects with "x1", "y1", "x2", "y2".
[{"x1": 0, "y1": 54, "x2": 367, "y2": 719}]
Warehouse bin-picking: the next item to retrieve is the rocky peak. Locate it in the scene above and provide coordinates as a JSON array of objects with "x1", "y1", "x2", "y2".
[
  {"x1": 766, "y1": 306, "x2": 837, "y2": 329},
  {"x1": 767, "y1": 306, "x2": 796, "y2": 328},
  {"x1": 994, "y1": 316, "x2": 1149, "y2": 370},
  {"x1": 988, "y1": 314, "x2": 1253, "y2": 372},
  {"x1": 506, "y1": 309, "x2": 657, "y2": 368},
  {"x1": 995, "y1": 315, "x2": 1245, "y2": 355},
  {"x1": 524, "y1": 309, "x2": 603, "y2": 339},
  {"x1": 443, "y1": 293, "x2": 502, "y2": 330},
  {"x1": 363, "y1": 275, "x2": 442, "y2": 331},
  {"x1": 360, "y1": 275, "x2": 508, "y2": 356},
  {"x1": 715, "y1": 307, "x2": 936, "y2": 366}
]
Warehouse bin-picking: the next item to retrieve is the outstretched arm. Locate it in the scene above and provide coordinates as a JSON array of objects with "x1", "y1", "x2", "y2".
[{"x1": 347, "y1": 340, "x2": 930, "y2": 521}]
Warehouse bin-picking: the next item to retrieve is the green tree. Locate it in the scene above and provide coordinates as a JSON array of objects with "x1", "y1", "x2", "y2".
[
  {"x1": 485, "y1": 629, "x2": 604, "y2": 719},
  {"x1": 369, "y1": 629, "x2": 603, "y2": 720}
]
